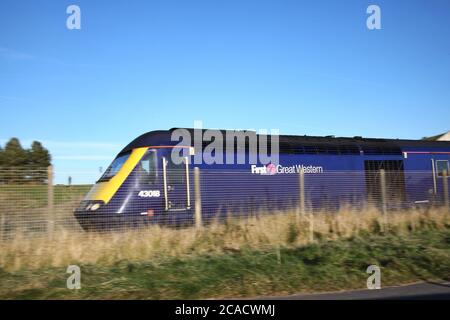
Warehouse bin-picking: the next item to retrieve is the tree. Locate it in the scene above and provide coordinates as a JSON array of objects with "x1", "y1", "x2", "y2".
[
  {"x1": 0, "y1": 145, "x2": 4, "y2": 166},
  {"x1": 2, "y1": 138, "x2": 28, "y2": 183},
  {"x1": 28, "y1": 141, "x2": 52, "y2": 183},
  {"x1": 0, "y1": 146, "x2": 4, "y2": 183},
  {"x1": 0, "y1": 138, "x2": 52, "y2": 184},
  {"x1": 29, "y1": 141, "x2": 51, "y2": 167},
  {"x1": 3, "y1": 138, "x2": 28, "y2": 167}
]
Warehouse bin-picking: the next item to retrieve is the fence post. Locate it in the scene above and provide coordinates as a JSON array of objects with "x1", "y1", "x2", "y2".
[
  {"x1": 379, "y1": 169, "x2": 388, "y2": 231},
  {"x1": 443, "y1": 170, "x2": 449, "y2": 208},
  {"x1": 194, "y1": 167, "x2": 202, "y2": 229},
  {"x1": 0, "y1": 213, "x2": 4, "y2": 241},
  {"x1": 298, "y1": 170, "x2": 312, "y2": 242},
  {"x1": 47, "y1": 165, "x2": 54, "y2": 238},
  {"x1": 298, "y1": 170, "x2": 305, "y2": 222}
]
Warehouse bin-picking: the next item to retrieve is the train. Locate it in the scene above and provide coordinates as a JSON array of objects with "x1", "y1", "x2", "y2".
[{"x1": 74, "y1": 128, "x2": 450, "y2": 230}]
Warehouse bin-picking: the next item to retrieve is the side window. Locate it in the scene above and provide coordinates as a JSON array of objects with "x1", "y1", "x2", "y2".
[
  {"x1": 436, "y1": 160, "x2": 449, "y2": 177},
  {"x1": 138, "y1": 150, "x2": 158, "y2": 184},
  {"x1": 167, "y1": 158, "x2": 186, "y2": 185}
]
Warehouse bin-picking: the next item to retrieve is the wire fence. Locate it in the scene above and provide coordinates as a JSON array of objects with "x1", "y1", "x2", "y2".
[
  {"x1": 1, "y1": 166, "x2": 449, "y2": 273},
  {"x1": 0, "y1": 167, "x2": 89, "y2": 237},
  {"x1": 0, "y1": 167, "x2": 449, "y2": 239}
]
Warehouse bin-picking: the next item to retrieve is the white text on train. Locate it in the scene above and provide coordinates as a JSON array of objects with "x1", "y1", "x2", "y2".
[{"x1": 251, "y1": 164, "x2": 324, "y2": 175}]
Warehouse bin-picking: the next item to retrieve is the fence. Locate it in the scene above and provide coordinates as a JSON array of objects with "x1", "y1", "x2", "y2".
[
  {"x1": 0, "y1": 167, "x2": 91, "y2": 238},
  {"x1": 0, "y1": 166, "x2": 449, "y2": 240}
]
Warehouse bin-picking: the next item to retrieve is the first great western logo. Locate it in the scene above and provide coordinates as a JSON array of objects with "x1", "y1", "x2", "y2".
[{"x1": 251, "y1": 164, "x2": 324, "y2": 175}]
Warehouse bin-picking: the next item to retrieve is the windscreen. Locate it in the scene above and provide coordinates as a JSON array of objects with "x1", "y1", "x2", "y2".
[{"x1": 97, "y1": 151, "x2": 131, "y2": 182}]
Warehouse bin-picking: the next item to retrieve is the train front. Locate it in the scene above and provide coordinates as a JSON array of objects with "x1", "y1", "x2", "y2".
[{"x1": 74, "y1": 147, "x2": 164, "y2": 230}]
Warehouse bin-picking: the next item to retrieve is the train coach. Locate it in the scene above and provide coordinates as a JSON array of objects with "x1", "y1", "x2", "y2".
[{"x1": 74, "y1": 128, "x2": 450, "y2": 230}]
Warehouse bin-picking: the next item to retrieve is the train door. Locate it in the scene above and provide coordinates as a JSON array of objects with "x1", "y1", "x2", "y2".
[
  {"x1": 431, "y1": 158, "x2": 449, "y2": 197},
  {"x1": 162, "y1": 155, "x2": 191, "y2": 211},
  {"x1": 136, "y1": 148, "x2": 160, "y2": 198}
]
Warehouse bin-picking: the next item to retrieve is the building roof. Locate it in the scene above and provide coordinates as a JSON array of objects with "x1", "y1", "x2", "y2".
[{"x1": 423, "y1": 131, "x2": 450, "y2": 141}]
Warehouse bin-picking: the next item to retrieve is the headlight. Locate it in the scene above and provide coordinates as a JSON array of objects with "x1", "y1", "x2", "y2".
[{"x1": 90, "y1": 203, "x2": 101, "y2": 211}]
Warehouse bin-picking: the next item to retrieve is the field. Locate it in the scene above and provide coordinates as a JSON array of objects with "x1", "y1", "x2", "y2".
[
  {"x1": 0, "y1": 184, "x2": 90, "y2": 235},
  {"x1": 0, "y1": 204, "x2": 449, "y2": 299},
  {"x1": 0, "y1": 184, "x2": 91, "y2": 207},
  {"x1": 2, "y1": 228, "x2": 449, "y2": 299}
]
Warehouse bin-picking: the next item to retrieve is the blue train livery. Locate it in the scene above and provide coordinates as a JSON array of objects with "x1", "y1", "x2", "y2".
[{"x1": 74, "y1": 128, "x2": 450, "y2": 230}]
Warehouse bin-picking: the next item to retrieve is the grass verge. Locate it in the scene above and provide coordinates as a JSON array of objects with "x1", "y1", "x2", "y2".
[{"x1": 1, "y1": 227, "x2": 449, "y2": 299}]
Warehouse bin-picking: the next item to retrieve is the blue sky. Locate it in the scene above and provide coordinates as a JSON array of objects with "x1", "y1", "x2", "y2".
[{"x1": 1, "y1": 0, "x2": 449, "y2": 183}]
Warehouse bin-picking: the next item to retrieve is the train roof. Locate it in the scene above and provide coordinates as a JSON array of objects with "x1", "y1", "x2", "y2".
[{"x1": 120, "y1": 128, "x2": 450, "y2": 155}]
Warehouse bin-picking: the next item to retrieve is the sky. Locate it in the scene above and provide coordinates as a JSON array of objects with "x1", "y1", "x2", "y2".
[{"x1": 0, "y1": 0, "x2": 449, "y2": 184}]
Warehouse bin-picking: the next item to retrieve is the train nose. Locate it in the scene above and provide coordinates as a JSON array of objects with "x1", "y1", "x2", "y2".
[
  {"x1": 74, "y1": 200, "x2": 108, "y2": 231},
  {"x1": 75, "y1": 200, "x2": 143, "y2": 231},
  {"x1": 76, "y1": 200, "x2": 104, "y2": 213}
]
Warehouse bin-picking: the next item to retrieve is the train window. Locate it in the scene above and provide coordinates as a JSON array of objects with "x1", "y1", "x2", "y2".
[
  {"x1": 436, "y1": 160, "x2": 449, "y2": 177},
  {"x1": 279, "y1": 143, "x2": 361, "y2": 155},
  {"x1": 303, "y1": 145, "x2": 318, "y2": 154},
  {"x1": 97, "y1": 151, "x2": 131, "y2": 182},
  {"x1": 137, "y1": 150, "x2": 158, "y2": 184},
  {"x1": 361, "y1": 145, "x2": 402, "y2": 155},
  {"x1": 340, "y1": 144, "x2": 360, "y2": 155},
  {"x1": 167, "y1": 159, "x2": 186, "y2": 185}
]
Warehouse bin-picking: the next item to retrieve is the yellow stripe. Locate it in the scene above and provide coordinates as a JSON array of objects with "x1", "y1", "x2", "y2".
[{"x1": 85, "y1": 147, "x2": 148, "y2": 204}]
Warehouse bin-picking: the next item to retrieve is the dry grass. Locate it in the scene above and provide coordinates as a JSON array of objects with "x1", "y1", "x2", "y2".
[{"x1": 0, "y1": 206, "x2": 448, "y2": 272}]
